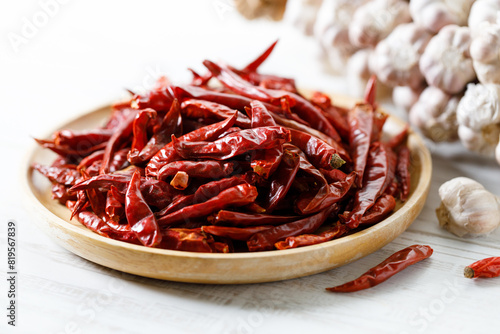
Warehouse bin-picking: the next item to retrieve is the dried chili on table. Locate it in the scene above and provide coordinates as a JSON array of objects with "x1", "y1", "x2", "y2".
[
  {"x1": 33, "y1": 41, "x2": 412, "y2": 253},
  {"x1": 327, "y1": 245, "x2": 433, "y2": 292},
  {"x1": 464, "y1": 257, "x2": 500, "y2": 278}
]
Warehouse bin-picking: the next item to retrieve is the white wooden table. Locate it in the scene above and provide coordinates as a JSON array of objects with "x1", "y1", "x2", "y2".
[{"x1": 1, "y1": 1, "x2": 499, "y2": 333}]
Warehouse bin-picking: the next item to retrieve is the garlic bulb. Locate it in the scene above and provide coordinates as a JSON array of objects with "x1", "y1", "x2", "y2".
[
  {"x1": 348, "y1": 0, "x2": 411, "y2": 48},
  {"x1": 372, "y1": 23, "x2": 433, "y2": 89},
  {"x1": 409, "y1": 86, "x2": 460, "y2": 142},
  {"x1": 409, "y1": 0, "x2": 475, "y2": 33},
  {"x1": 458, "y1": 124, "x2": 500, "y2": 155},
  {"x1": 287, "y1": 0, "x2": 324, "y2": 36},
  {"x1": 470, "y1": 18, "x2": 500, "y2": 85},
  {"x1": 436, "y1": 177, "x2": 500, "y2": 237},
  {"x1": 419, "y1": 25, "x2": 476, "y2": 94},
  {"x1": 314, "y1": 0, "x2": 369, "y2": 73},
  {"x1": 457, "y1": 83, "x2": 500, "y2": 131},
  {"x1": 468, "y1": 0, "x2": 500, "y2": 31},
  {"x1": 392, "y1": 85, "x2": 425, "y2": 113}
]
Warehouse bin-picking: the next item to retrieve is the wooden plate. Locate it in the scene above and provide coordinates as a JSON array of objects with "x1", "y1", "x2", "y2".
[{"x1": 23, "y1": 95, "x2": 432, "y2": 284}]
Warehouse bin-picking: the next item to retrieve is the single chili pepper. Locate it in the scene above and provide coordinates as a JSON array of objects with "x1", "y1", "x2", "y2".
[
  {"x1": 125, "y1": 170, "x2": 162, "y2": 247},
  {"x1": 210, "y1": 210, "x2": 299, "y2": 227},
  {"x1": 263, "y1": 149, "x2": 300, "y2": 212},
  {"x1": 158, "y1": 160, "x2": 235, "y2": 180},
  {"x1": 170, "y1": 171, "x2": 189, "y2": 190},
  {"x1": 53, "y1": 129, "x2": 114, "y2": 148},
  {"x1": 296, "y1": 172, "x2": 356, "y2": 214},
  {"x1": 145, "y1": 111, "x2": 238, "y2": 177},
  {"x1": 181, "y1": 99, "x2": 251, "y2": 128},
  {"x1": 320, "y1": 168, "x2": 348, "y2": 183},
  {"x1": 104, "y1": 219, "x2": 141, "y2": 244},
  {"x1": 193, "y1": 173, "x2": 254, "y2": 203},
  {"x1": 359, "y1": 194, "x2": 396, "y2": 226},
  {"x1": 310, "y1": 92, "x2": 350, "y2": 141},
  {"x1": 385, "y1": 181, "x2": 399, "y2": 197},
  {"x1": 160, "y1": 228, "x2": 214, "y2": 253},
  {"x1": 274, "y1": 221, "x2": 347, "y2": 250},
  {"x1": 204, "y1": 60, "x2": 342, "y2": 141},
  {"x1": 100, "y1": 110, "x2": 137, "y2": 174},
  {"x1": 247, "y1": 205, "x2": 337, "y2": 252},
  {"x1": 396, "y1": 146, "x2": 411, "y2": 201},
  {"x1": 172, "y1": 126, "x2": 291, "y2": 161},
  {"x1": 50, "y1": 155, "x2": 74, "y2": 168},
  {"x1": 278, "y1": 96, "x2": 311, "y2": 126},
  {"x1": 326, "y1": 245, "x2": 433, "y2": 292},
  {"x1": 157, "y1": 184, "x2": 258, "y2": 227},
  {"x1": 342, "y1": 142, "x2": 397, "y2": 229},
  {"x1": 34, "y1": 138, "x2": 108, "y2": 159},
  {"x1": 348, "y1": 104, "x2": 374, "y2": 188},
  {"x1": 32, "y1": 163, "x2": 81, "y2": 186},
  {"x1": 289, "y1": 129, "x2": 346, "y2": 170},
  {"x1": 72, "y1": 209, "x2": 111, "y2": 237},
  {"x1": 132, "y1": 85, "x2": 175, "y2": 112},
  {"x1": 106, "y1": 186, "x2": 125, "y2": 222},
  {"x1": 387, "y1": 125, "x2": 410, "y2": 149},
  {"x1": 202, "y1": 225, "x2": 272, "y2": 241},
  {"x1": 129, "y1": 109, "x2": 156, "y2": 160},
  {"x1": 188, "y1": 68, "x2": 212, "y2": 87},
  {"x1": 243, "y1": 40, "x2": 278, "y2": 72},
  {"x1": 249, "y1": 100, "x2": 276, "y2": 128},
  {"x1": 156, "y1": 194, "x2": 195, "y2": 217},
  {"x1": 84, "y1": 172, "x2": 106, "y2": 217},
  {"x1": 464, "y1": 257, "x2": 500, "y2": 278}
]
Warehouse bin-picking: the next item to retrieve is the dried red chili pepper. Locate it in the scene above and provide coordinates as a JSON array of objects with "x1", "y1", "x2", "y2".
[
  {"x1": 158, "y1": 160, "x2": 235, "y2": 180},
  {"x1": 34, "y1": 138, "x2": 108, "y2": 159},
  {"x1": 181, "y1": 99, "x2": 251, "y2": 128},
  {"x1": 359, "y1": 194, "x2": 396, "y2": 226},
  {"x1": 172, "y1": 126, "x2": 291, "y2": 161},
  {"x1": 387, "y1": 125, "x2": 409, "y2": 149},
  {"x1": 106, "y1": 186, "x2": 125, "y2": 222},
  {"x1": 156, "y1": 194, "x2": 195, "y2": 217},
  {"x1": 129, "y1": 109, "x2": 156, "y2": 158},
  {"x1": 342, "y1": 142, "x2": 397, "y2": 229},
  {"x1": 464, "y1": 257, "x2": 500, "y2": 278},
  {"x1": 247, "y1": 205, "x2": 337, "y2": 252},
  {"x1": 202, "y1": 225, "x2": 272, "y2": 241},
  {"x1": 243, "y1": 40, "x2": 278, "y2": 73},
  {"x1": 209, "y1": 210, "x2": 298, "y2": 226},
  {"x1": 125, "y1": 170, "x2": 162, "y2": 247},
  {"x1": 320, "y1": 168, "x2": 348, "y2": 183},
  {"x1": 396, "y1": 146, "x2": 411, "y2": 201},
  {"x1": 32, "y1": 164, "x2": 80, "y2": 186},
  {"x1": 157, "y1": 184, "x2": 258, "y2": 227},
  {"x1": 193, "y1": 173, "x2": 254, "y2": 203},
  {"x1": 53, "y1": 129, "x2": 114, "y2": 148},
  {"x1": 327, "y1": 245, "x2": 433, "y2": 292},
  {"x1": 348, "y1": 104, "x2": 374, "y2": 188},
  {"x1": 100, "y1": 111, "x2": 136, "y2": 174},
  {"x1": 160, "y1": 228, "x2": 214, "y2": 253},
  {"x1": 274, "y1": 222, "x2": 347, "y2": 250}
]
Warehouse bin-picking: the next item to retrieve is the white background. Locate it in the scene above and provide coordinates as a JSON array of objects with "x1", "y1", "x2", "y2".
[{"x1": 1, "y1": 1, "x2": 500, "y2": 333}]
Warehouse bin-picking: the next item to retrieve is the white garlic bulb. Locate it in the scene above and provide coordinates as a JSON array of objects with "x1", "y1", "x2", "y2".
[
  {"x1": 409, "y1": 0, "x2": 475, "y2": 33},
  {"x1": 468, "y1": 0, "x2": 500, "y2": 31},
  {"x1": 470, "y1": 18, "x2": 500, "y2": 85},
  {"x1": 457, "y1": 83, "x2": 500, "y2": 131},
  {"x1": 392, "y1": 85, "x2": 425, "y2": 113},
  {"x1": 409, "y1": 86, "x2": 460, "y2": 142},
  {"x1": 458, "y1": 124, "x2": 500, "y2": 155},
  {"x1": 372, "y1": 23, "x2": 433, "y2": 89},
  {"x1": 437, "y1": 177, "x2": 500, "y2": 237},
  {"x1": 348, "y1": 0, "x2": 411, "y2": 48},
  {"x1": 419, "y1": 25, "x2": 476, "y2": 94}
]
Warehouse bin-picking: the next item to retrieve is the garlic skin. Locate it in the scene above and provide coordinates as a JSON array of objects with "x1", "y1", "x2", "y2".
[
  {"x1": 458, "y1": 124, "x2": 500, "y2": 155},
  {"x1": 348, "y1": 0, "x2": 411, "y2": 48},
  {"x1": 409, "y1": 86, "x2": 460, "y2": 142},
  {"x1": 314, "y1": 0, "x2": 369, "y2": 73},
  {"x1": 287, "y1": 0, "x2": 324, "y2": 36},
  {"x1": 372, "y1": 23, "x2": 433, "y2": 89},
  {"x1": 457, "y1": 83, "x2": 500, "y2": 131},
  {"x1": 470, "y1": 19, "x2": 500, "y2": 85},
  {"x1": 468, "y1": 0, "x2": 500, "y2": 31},
  {"x1": 409, "y1": 0, "x2": 475, "y2": 33},
  {"x1": 419, "y1": 25, "x2": 476, "y2": 94},
  {"x1": 392, "y1": 85, "x2": 425, "y2": 113},
  {"x1": 436, "y1": 177, "x2": 500, "y2": 237}
]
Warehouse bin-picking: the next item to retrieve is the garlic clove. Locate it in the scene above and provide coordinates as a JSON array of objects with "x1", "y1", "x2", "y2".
[
  {"x1": 410, "y1": 0, "x2": 475, "y2": 33},
  {"x1": 437, "y1": 177, "x2": 500, "y2": 237},
  {"x1": 468, "y1": 0, "x2": 500, "y2": 32},
  {"x1": 457, "y1": 83, "x2": 500, "y2": 131},
  {"x1": 470, "y1": 19, "x2": 500, "y2": 85}
]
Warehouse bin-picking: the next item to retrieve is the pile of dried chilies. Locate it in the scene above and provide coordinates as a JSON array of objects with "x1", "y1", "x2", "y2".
[{"x1": 33, "y1": 41, "x2": 411, "y2": 253}]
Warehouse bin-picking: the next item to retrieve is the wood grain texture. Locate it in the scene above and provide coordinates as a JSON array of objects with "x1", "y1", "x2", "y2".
[{"x1": 22, "y1": 95, "x2": 432, "y2": 284}]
